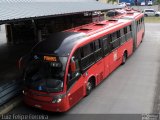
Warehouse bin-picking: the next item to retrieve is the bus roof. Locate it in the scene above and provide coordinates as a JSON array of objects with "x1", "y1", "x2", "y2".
[
  {"x1": 112, "y1": 8, "x2": 144, "y2": 20},
  {"x1": 65, "y1": 18, "x2": 132, "y2": 35},
  {"x1": 32, "y1": 18, "x2": 132, "y2": 57},
  {"x1": 32, "y1": 32, "x2": 86, "y2": 56}
]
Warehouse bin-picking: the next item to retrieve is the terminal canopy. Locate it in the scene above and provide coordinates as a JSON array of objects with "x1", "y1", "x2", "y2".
[{"x1": 0, "y1": 2, "x2": 122, "y2": 24}]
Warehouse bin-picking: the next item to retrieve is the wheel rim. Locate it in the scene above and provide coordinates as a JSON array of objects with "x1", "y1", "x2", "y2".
[
  {"x1": 123, "y1": 54, "x2": 126, "y2": 63},
  {"x1": 87, "y1": 82, "x2": 92, "y2": 92}
]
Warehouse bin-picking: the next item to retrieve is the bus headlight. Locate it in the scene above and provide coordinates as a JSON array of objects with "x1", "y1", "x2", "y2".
[
  {"x1": 52, "y1": 98, "x2": 62, "y2": 103},
  {"x1": 22, "y1": 90, "x2": 27, "y2": 96},
  {"x1": 52, "y1": 95, "x2": 63, "y2": 103}
]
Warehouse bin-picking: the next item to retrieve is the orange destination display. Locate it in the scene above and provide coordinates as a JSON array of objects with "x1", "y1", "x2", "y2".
[{"x1": 43, "y1": 56, "x2": 57, "y2": 62}]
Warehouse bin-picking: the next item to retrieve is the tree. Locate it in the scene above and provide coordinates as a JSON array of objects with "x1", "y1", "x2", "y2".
[{"x1": 107, "y1": 0, "x2": 117, "y2": 4}]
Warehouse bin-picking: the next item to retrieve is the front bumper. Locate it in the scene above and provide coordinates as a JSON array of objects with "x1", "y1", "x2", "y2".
[{"x1": 23, "y1": 95, "x2": 69, "y2": 112}]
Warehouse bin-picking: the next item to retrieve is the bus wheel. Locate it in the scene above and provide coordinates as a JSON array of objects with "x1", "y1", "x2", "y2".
[
  {"x1": 141, "y1": 34, "x2": 144, "y2": 43},
  {"x1": 122, "y1": 52, "x2": 127, "y2": 65},
  {"x1": 86, "y1": 80, "x2": 94, "y2": 96},
  {"x1": 155, "y1": 14, "x2": 159, "y2": 17},
  {"x1": 144, "y1": 14, "x2": 148, "y2": 17}
]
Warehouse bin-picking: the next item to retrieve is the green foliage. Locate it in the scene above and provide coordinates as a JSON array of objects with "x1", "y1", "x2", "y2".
[
  {"x1": 107, "y1": 0, "x2": 117, "y2": 4},
  {"x1": 157, "y1": 0, "x2": 160, "y2": 4},
  {"x1": 144, "y1": 17, "x2": 160, "y2": 23}
]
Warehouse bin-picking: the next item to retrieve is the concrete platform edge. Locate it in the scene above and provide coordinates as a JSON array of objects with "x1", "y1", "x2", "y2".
[{"x1": 0, "y1": 96, "x2": 22, "y2": 116}]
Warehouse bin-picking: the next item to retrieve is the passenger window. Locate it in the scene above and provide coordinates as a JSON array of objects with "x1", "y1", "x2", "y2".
[
  {"x1": 126, "y1": 25, "x2": 132, "y2": 40},
  {"x1": 110, "y1": 32, "x2": 120, "y2": 51},
  {"x1": 81, "y1": 43, "x2": 95, "y2": 71},
  {"x1": 124, "y1": 27, "x2": 127, "y2": 34},
  {"x1": 116, "y1": 30, "x2": 120, "y2": 38},
  {"x1": 120, "y1": 29, "x2": 124, "y2": 36},
  {"x1": 94, "y1": 39, "x2": 102, "y2": 61},
  {"x1": 102, "y1": 35, "x2": 111, "y2": 55},
  {"x1": 94, "y1": 39, "x2": 101, "y2": 51},
  {"x1": 82, "y1": 43, "x2": 94, "y2": 57},
  {"x1": 129, "y1": 25, "x2": 132, "y2": 31},
  {"x1": 111, "y1": 32, "x2": 117, "y2": 40},
  {"x1": 120, "y1": 29, "x2": 125, "y2": 44},
  {"x1": 136, "y1": 21, "x2": 140, "y2": 32},
  {"x1": 127, "y1": 26, "x2": 130, "y2": 32}
]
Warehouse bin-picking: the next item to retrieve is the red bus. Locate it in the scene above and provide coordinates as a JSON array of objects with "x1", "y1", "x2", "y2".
[
  {"x1": 110, "y1": 8, "x2": 145, "y2": 50},
  {"x1": 22, "y1": 9, "x2": 145, "y2": 112}
]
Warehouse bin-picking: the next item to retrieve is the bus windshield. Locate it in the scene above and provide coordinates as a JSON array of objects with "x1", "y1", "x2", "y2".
[{"x1": 24, "y1": 57, "x2": 68, "y2": 93}]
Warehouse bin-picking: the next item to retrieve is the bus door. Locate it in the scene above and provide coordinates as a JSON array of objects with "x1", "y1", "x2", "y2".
[
  {"x1": 93, "y1": 39, "x2": 105, "y2": 84},
  {"x1": 67, "y1": 50, "x2": 84, "y2": 107},
  {"x1": 109, "y1": 32, "x2": 121, "y2": 73},
  {"x1": 101, "y1": 35, "x2": 110, "y2": 77},
  {"x1": 131, "y1": 20, "x2": 137, "y2": 51}
]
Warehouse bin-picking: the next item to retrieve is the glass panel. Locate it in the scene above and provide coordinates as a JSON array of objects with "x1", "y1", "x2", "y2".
[{"x1": 24, "y1": 57, "x2": 68, "y2": 92}]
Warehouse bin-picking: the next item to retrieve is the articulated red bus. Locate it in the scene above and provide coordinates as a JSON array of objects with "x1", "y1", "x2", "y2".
[
  {"x1": 111, "y1": 8, "x2": 145, "y2": 49},
  {"x1": 22, "y1": 8, "x2": 145, "y2": 112}
]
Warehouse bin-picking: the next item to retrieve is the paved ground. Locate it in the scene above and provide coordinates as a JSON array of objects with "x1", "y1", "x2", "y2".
[{"x1": 4, "y1": 23, "x2": 159, "y2": 117}]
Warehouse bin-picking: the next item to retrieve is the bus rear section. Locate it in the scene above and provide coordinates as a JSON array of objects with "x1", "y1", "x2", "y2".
[
  {"x1": 135, "y1": 15, "x2": 145, "y2": 48},
  {"x1": 111, "y1": 8, "x2": 145, "y2": 50},
  {"x1": 21, "y1": 18, "x2": 136, "y2": 112}
]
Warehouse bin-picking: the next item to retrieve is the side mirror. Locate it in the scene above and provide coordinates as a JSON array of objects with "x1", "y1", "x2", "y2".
[
  {"x1": 18, "y1": 54, "x2": 30, "y2": 70},
  {"x1": 70, "y1": 57, "x2": 76, "y2": 73},
  {"x1": 18, "y1": 57, "x2": 22, "y2": 69}
]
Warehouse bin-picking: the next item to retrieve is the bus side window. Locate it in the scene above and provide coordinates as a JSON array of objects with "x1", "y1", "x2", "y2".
[
  {"x1": 102, "y1": 35, "x2": 111, "y2": 56},
  {"x1": 80, "y1": 43, "x2": 95, "y2": 71},
  {"x1": 110, "y1": 32, "x2": 120, "y2": 51},
  {"x1": 94, "y1": 39, "x2": 101, "y2": 51},
  {"x1": 142, "y1": 17, "x2": 144, "y2": 28},
  {"x1": 124, "y1": 27, "x2": 127, "y2": 34},
  {"x1": 126, "y1": 26, "x2": 131, "y2": 40},
  {"x1": 94, "y1": 39, "x2": 103, "y2": 61},
  {"x1": 67, "y1": 50, "x2": 81, "y2": 89},
  {"x1": 129, "y1": 25, "x2": 132, "y2": 31},
  {"x1": 116, "y1": 30, "x2": 121, "y2": 45},
  {"x1": 116, "y1": 30, "x2": 120, "y2": 38},
  {"x1": 111, "y1": 32, "x2": 117, "y2": 40},
  {"x1": 120, "y1": 29, "x2": 125, "y2": 44},
  {"x1": 123, "y1": 27, "x2": 127, "y2": 41},
  {"x1": 136, "y1": 21, "x2": 139, "y2": 32},
  {"x1": 81, "y1": 43, "x2": 94, "y2": 57}
]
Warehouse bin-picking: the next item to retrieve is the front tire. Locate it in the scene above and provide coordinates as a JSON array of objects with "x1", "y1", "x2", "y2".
[
  {"x1": 155, "y1": 14, "x2": 159, "y2": 17},
  {"x1": 122, "y1": 52, "x2": 127, "y2": 65},
  {"x1": 86, "y1": 80, "x2": 94, "y2": 96},
  {"x1": 144, "y1": 14, "x2": 148, "y2": 17}
]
